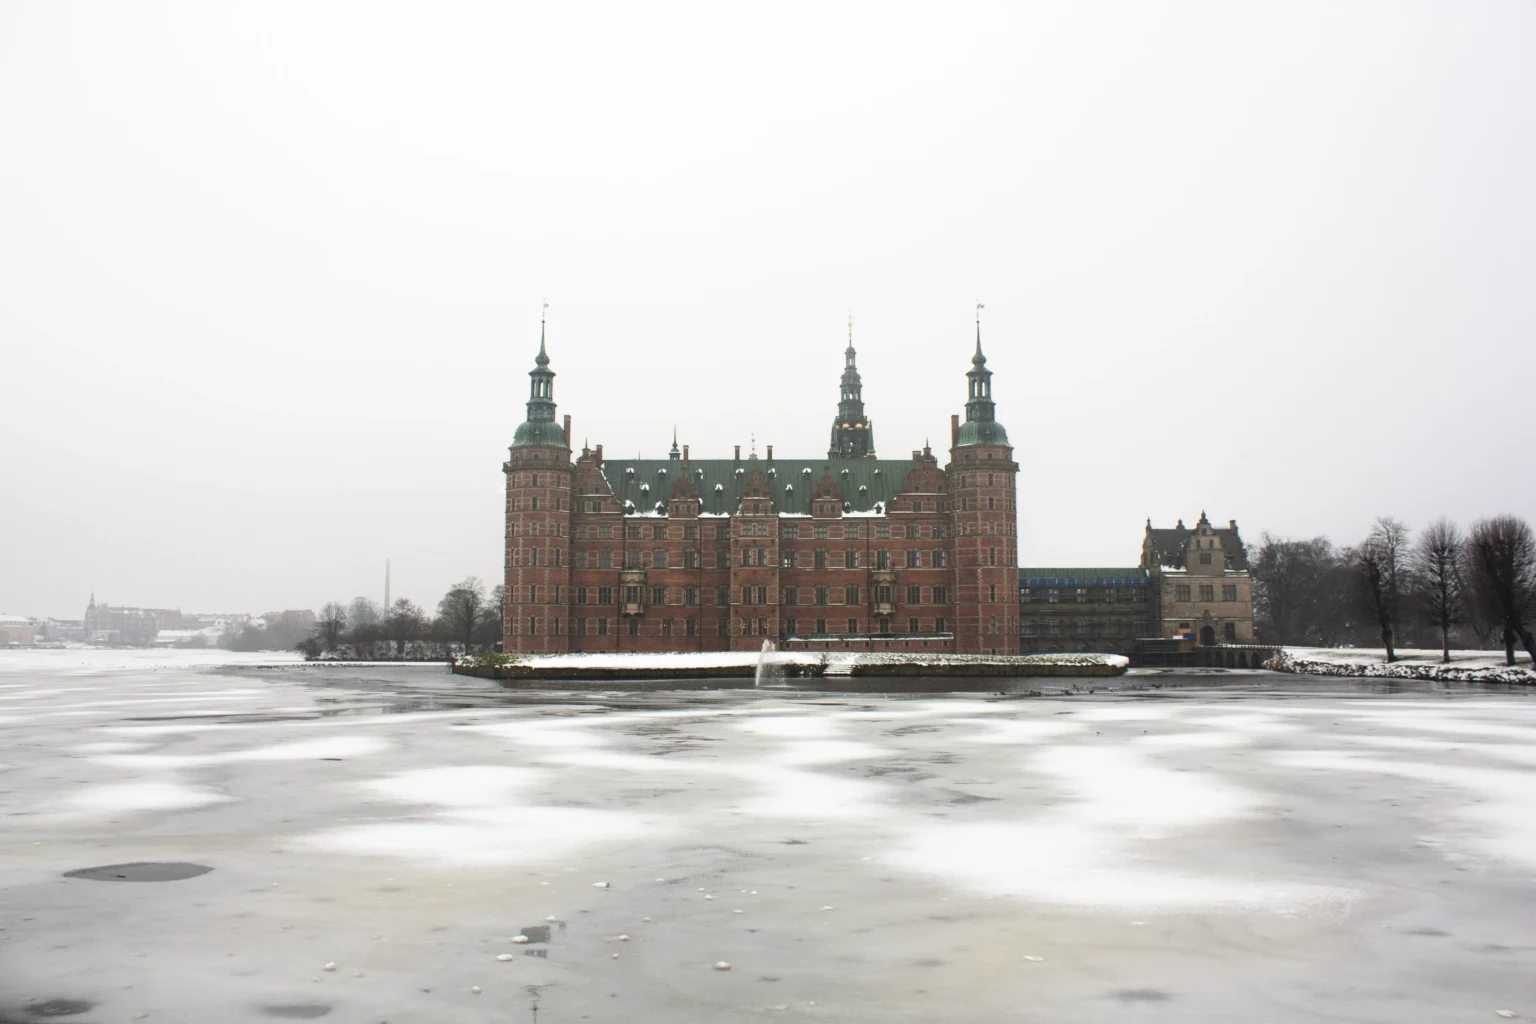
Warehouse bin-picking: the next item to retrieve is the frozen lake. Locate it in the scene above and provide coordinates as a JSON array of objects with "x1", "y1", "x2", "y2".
[{"x1": 1, "y1": 650, "x2": 1533, "y2": 1022}]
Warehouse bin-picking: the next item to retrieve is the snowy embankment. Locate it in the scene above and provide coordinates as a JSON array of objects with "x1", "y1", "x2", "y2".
[
  {"x1": 454, "y1": 650, "x2": 1127, "y2": 680},
  {"x1": 1271, "y1": 647, "x2": 1535, "y2": 685}
]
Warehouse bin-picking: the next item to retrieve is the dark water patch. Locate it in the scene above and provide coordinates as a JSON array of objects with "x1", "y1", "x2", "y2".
[
  {"x1": 260, "y1": 1004, "x2": 332, "y2": 1019},
  {"x1": 915, "y1": 958, "x2": 945, "y2": 968},
  {"x1": 782, "y1": 838, "x2": 808, "y2": 845},
  {"x1": 944, "y1": 790, "x2": 999, "y2": 804},
  {"x1": 12, "y1": 999, "x2": 95, "y2": 1018},
  {"x1": 520, "y1": 925, "x2": 552, "y2": 943},
  {"x1": 64, "y1": 862, "x2": 212, "y2": 882},
  {"x1": 1405, "y1": 927, "x2": 1450, "y2": 937},
  {"x1": 1113, "y1": 989, "x2": 1173, "y2": 1003}
]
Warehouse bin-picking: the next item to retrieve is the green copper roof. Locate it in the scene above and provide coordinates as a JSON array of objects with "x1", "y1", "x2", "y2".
[
  {"x1": 512, "y1": 419, "x2": 568, "y2": 448},
  {"x1": 955, "y1": 420, "x2": 1010, "y2": 446},
  {"x1": 606, "y1": 457, "x2": 919, "y2": 516}
]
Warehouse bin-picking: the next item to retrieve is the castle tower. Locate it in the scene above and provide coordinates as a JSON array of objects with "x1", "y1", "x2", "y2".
[
  {"x1": 828, "y1": 316, "x2": 876, "y2": 458},
  {"x1": 503, "y1": 313, "x2": 574, "y2": 654},
  {"x1": 946, "y1": 312, "x2": 1020, "y2": 655}
]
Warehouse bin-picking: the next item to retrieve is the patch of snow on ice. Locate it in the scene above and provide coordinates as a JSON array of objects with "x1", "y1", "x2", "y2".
[
  {"x1": 366, "y1": 766, "x2": 544, "y2": 807},
  {"x1": 68, "y1": 781, "x2": 230, "y2": 813}
]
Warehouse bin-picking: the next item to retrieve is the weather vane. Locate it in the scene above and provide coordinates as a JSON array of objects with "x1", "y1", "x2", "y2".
[{"x1": 976, "y1": 300, "x2": 985, "y2": 321}]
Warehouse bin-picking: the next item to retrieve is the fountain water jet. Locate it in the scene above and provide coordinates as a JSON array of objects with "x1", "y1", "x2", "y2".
[{"x1": 755, "y1": 639, "x2": 787, "y2": 688}]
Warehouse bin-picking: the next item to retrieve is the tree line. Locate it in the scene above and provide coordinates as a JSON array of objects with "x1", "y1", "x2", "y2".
[
  {"x1": 300, "y1": 576, "x2": 501, "y2": 658},
  {"x1": 1251, "y1": 515, "x2": 1536, "y2": 665}
]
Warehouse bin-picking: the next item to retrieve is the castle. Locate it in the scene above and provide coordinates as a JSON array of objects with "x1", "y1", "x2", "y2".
[{"x1": 502, "y1": 315, "x2": 1020, "y2": 655}]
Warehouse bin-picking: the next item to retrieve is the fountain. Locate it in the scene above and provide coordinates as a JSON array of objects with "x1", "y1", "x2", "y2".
[{"x1": 755, "y1": 639, "x2": 786, "y2": 688}]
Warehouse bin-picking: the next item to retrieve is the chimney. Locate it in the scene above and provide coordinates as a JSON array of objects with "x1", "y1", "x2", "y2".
[
  {"x1": 683, "y1": 444, "x2": 689, "y2": 461},
  {"x1": 766, "y1": 445, "x2": 773, "y2": 461},
  {"x1": 595, "y1": 444, "x2": 603, "y2": 464},
  {"x1": 950, "y1": 414, "x2": 960, "y2": 448},
  {"x1": 1229, "y1": 519, "x2": 1237, "y2": 530},
  {"x1": 563, "y1": 415, "x2": 571, "y2": 446},
  {"x1": 912, "y1": 449, "x2": 921, "y2": 459},
  {"x1": 734, "y1": 445, "x2": 741, "y2": 462}
]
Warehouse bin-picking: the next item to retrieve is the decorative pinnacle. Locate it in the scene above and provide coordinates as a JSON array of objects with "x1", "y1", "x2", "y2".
[
  {"x1": 973, "y1": 301, "x2": 986, "y2": 364},
  {"x1": 536, "y1": 301, "x2": 550, "y2": 366}
]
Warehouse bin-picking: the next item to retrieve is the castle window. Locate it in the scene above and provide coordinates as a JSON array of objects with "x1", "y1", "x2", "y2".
[
  {"x1": 935, "y1": 616, "x2": 946, "y2": 633},
  {"x1": 988, "y1": 496, "x2": 995, "y2": 511},
  {"x1": 625, "y1": 549, "x2": 642, "y2": 569},
  {"x1": 685, "y1": 617, "x2": 696, "y2": 636},
  {"x1": 906, "y1": 550, "x2": 920, "y2": 568},
  {"x1": 815, "y1": 550, "x2": 828, "y2": 569},
  {"x1": 598, "y1": 550, "x2": 612, "y2": 569},
  {"x1": 599, "y1": 524, "x2": 613, "y2": 540},
  {"x1": 685, "y1": 586, "x2": 699, "y2": 605},
  {"x1": 934, "y1": 549, "x2": 948, "y2": 568},
  {"x1": 876, "y1": 549, "x2": 892, "y2": 570},
  {"x1": 714, "y1": 523, "x2": 729, "y2": 539},
  {"x1": 988, "y1": 548, "x2": 997, "y2": 566},
  {"x1": 933, "y1": 585, "x2": 948, "y2": 604},
  {"x1": 987, "y1": 473, "x2": 994, "y2": 486},
  {"x1": 661, "y1": 618, "x2": 672, "y2": 638},
  {"x1": 814, "y1": 586, "x2": 829, "y2": 606},
  {"x1": 742, "y1": 586, "x2": 753, "y2": 605},
  {"x1": 627, "y1": 617, "x2": 639, "y2": 636},
  {"x1": 683, "y1": 549, "x2": 699, "y2": 568},
  {"x1": 1223, "y1": 585, "x2": 1237, "y2": 601},
  {"x1": 625, "y1": 586, "x2": 641, "y2": 605},
  {"x1": 717, "y1": 618, "x2": 728, "y2": 636},
  {"x1": 652, "y1": 586, "x2": 666, "y2": 605},
  {"x1": 784, "y1": 586, "x2": 799, "y2": 606},
  {"x1": 756, "y1": 586, "x2": 767, "y2": 605},
  {"x1": 876, "y1": 524, "x2": 891, "y2": 539},
  {"x1": 848, "y1": 618, "x2": 859, "y2": 634},
  {"x1": 531, "y1": 497, "x2": 539, "y2": 511},
  {"x1": 907, "y1": 584, "x2": 922, "y2": 604},
  {"x1": 989, "y1": 616, "x2": 997, "y2": 634},
  {"x1": 845, "y1": 585, "x2": 860, "y2": 604},
  {"x1": 784, "y1": 616, "x2": 797, "y2": 635},
  {"x1": 1199, "y1": 552, "x2": 1212, "y2": 565},
  {"x1": 596, "y1": 618, "x2": 608, "y2": 636},
  {"x1": 626, "y1": 523, "x2": 641, "y2": 540},
  {"x1": 652, "y1": 548, "x2": 667, "y2": 569},
  {"x1": 815, "y1": 619, "x2": 827, "y2": 635},
  {"x1": 1176, "y1": 585, "x2": 1192, "y2": 602},
  {"x1": 1223, "y1": 622, "x2": 1236, "y2": 641},
  {"x1": 814, "y1": 524, "x2": 829, "y2": 540},
  {"x1": 683, "y1": 524, "x2": 698, "y2": 540},
  {"x1": 598, "y1": 587, "x2": 613, "y2": 604},
  {"x1": 845, "y1": 549, "x2": 860, "y2": 569},
  {"x1": 1200, "y1": 584, "x2": 1215, "y2": 602},
  {"x1": 577, "y1": 587, "x2": 589, "y2": 604},
  {"x1": 528, "y1": 617, "x2": 536, "y2": 635}
]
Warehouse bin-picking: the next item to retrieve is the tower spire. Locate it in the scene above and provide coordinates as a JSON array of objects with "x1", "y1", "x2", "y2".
[
  {"x1": 955, "y1": 301, "x2": 1009, "y2": 447},
  {"x1": 829, "y1": 313, "x2": 876, "y2": 458},
  {"x1": 511, "y1": 305, "x2": 566, "y2": 449}
]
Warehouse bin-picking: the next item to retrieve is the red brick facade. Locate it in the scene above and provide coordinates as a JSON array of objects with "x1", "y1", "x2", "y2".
[{"x1": 502, "y1": 323, "x2": 1018, "y2": 656}]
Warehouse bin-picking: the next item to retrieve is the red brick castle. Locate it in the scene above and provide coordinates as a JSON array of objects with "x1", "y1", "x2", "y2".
[{"x1": 503, "y1": 313, "x2": 1019, "y2": 655}]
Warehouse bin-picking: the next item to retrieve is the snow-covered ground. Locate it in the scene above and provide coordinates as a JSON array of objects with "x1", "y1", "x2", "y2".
[
  {"x1": 464, "y1": 649, "x2": 1130, "y2": 675},
  {"x1": 1276, "y1": 646, "x2": 1535, "y2": 684},
  {"x1": 0, "y1": 659, "x2": 1533, "y2": 1021}
]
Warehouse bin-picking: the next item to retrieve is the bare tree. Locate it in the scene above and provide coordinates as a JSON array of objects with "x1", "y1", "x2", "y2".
[
  {"x1": 386, "y1": 598, "x2": 425, "y2": 657},
  {"x1": 1468, "y1": 516, "x2": 1536, "y2": 667},
  {"x1": 437, "y1": 577, "x2": 487, "y2": 654},
  {"x1": 1410, "y1": 518, "x2": 1467, "y2": 664},
  {"x1": 1354, "y1": 517, "x2": 1410, "y2": 662},
  {"x1": 313, "y1": 602, "x2": 348, "y2": 652},
  {"x1": 1252, "y1": 534, "x2": 1357, "y2": 646},
  {"x1": 347, "y1": 596, "x2": 382, "y2": 630}
]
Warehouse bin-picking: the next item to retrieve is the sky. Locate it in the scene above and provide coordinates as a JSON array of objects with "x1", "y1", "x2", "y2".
[{"x1": 2, "y1": 1, "x2": 1533, "y2": 620}]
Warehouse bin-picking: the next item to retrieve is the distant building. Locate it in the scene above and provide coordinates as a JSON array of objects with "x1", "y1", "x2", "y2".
[
  {"x1": 1, "y1": 614, "x2": 37, "y2": 646},
  {"x1": 1141, "y1": 513, "x2": 1255, "y2": 644},
  {"x1": 1017, "y1": 569, "x2": 1155, "y2": 654},
  {"x1": 83, "y1": 595, "x2": 184, "y2": 646}
]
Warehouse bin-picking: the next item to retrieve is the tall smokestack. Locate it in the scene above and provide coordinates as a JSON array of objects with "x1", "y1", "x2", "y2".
[
  {"x1": 683, "y1": 444, "x2": 689, "y2": 461},
  {"x1": 563, "y1": 415, "x2": 571, "y2": 446},
  {"x1": 384, "y1": 559, "x2": 391, "y2": 612},
  {"x1": 950, "y1": 415, "x2": 960, "y2": 448},
  {"x1": 734, "y1": 445, "x2": 741, "y2": 462},
  {"x1": 766, "y1": 445, "x2": 773, "y2": 461}
]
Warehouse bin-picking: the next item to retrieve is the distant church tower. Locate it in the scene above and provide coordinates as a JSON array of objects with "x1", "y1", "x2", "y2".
[
  {"x1": 828, "y1": 316, "x2": 876, "y2": 458},
  {"x1": 947, "y1": 308, "x2": 1020, "y2": 655}
]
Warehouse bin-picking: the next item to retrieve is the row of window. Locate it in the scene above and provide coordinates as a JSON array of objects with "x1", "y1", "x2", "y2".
[
  {"x1": 510, "y1": 473, "x2": 567, "y2": 489},
  {"x1": 511, "y1": 616, "x2": 958, "y2": 638},
  {"x1": 1020, "y1": 619, "x2": 1153, "y2": 637},
  {"x1": 521, "y1": 583, "x2": 957, "y2": 607},
  {"x1": 516, "y1": 545, "x2": 1011, "y2": 571},
  {"x1": 1020, "y1": 587, "x2": 1152, "y2": 604},
  {"x1": 1173, "y1": 584, "x2": 1240, "y2": 603}
]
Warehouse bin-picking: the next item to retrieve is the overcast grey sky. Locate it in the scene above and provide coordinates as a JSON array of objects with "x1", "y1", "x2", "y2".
[{"x1": 2, "y1": 1, "x2": 1532, "y2": 620}]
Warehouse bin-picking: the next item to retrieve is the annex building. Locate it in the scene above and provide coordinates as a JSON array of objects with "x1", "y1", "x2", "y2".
[{"x1": 502, "y1": 317, "x2": 1020, "y2": 655}]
